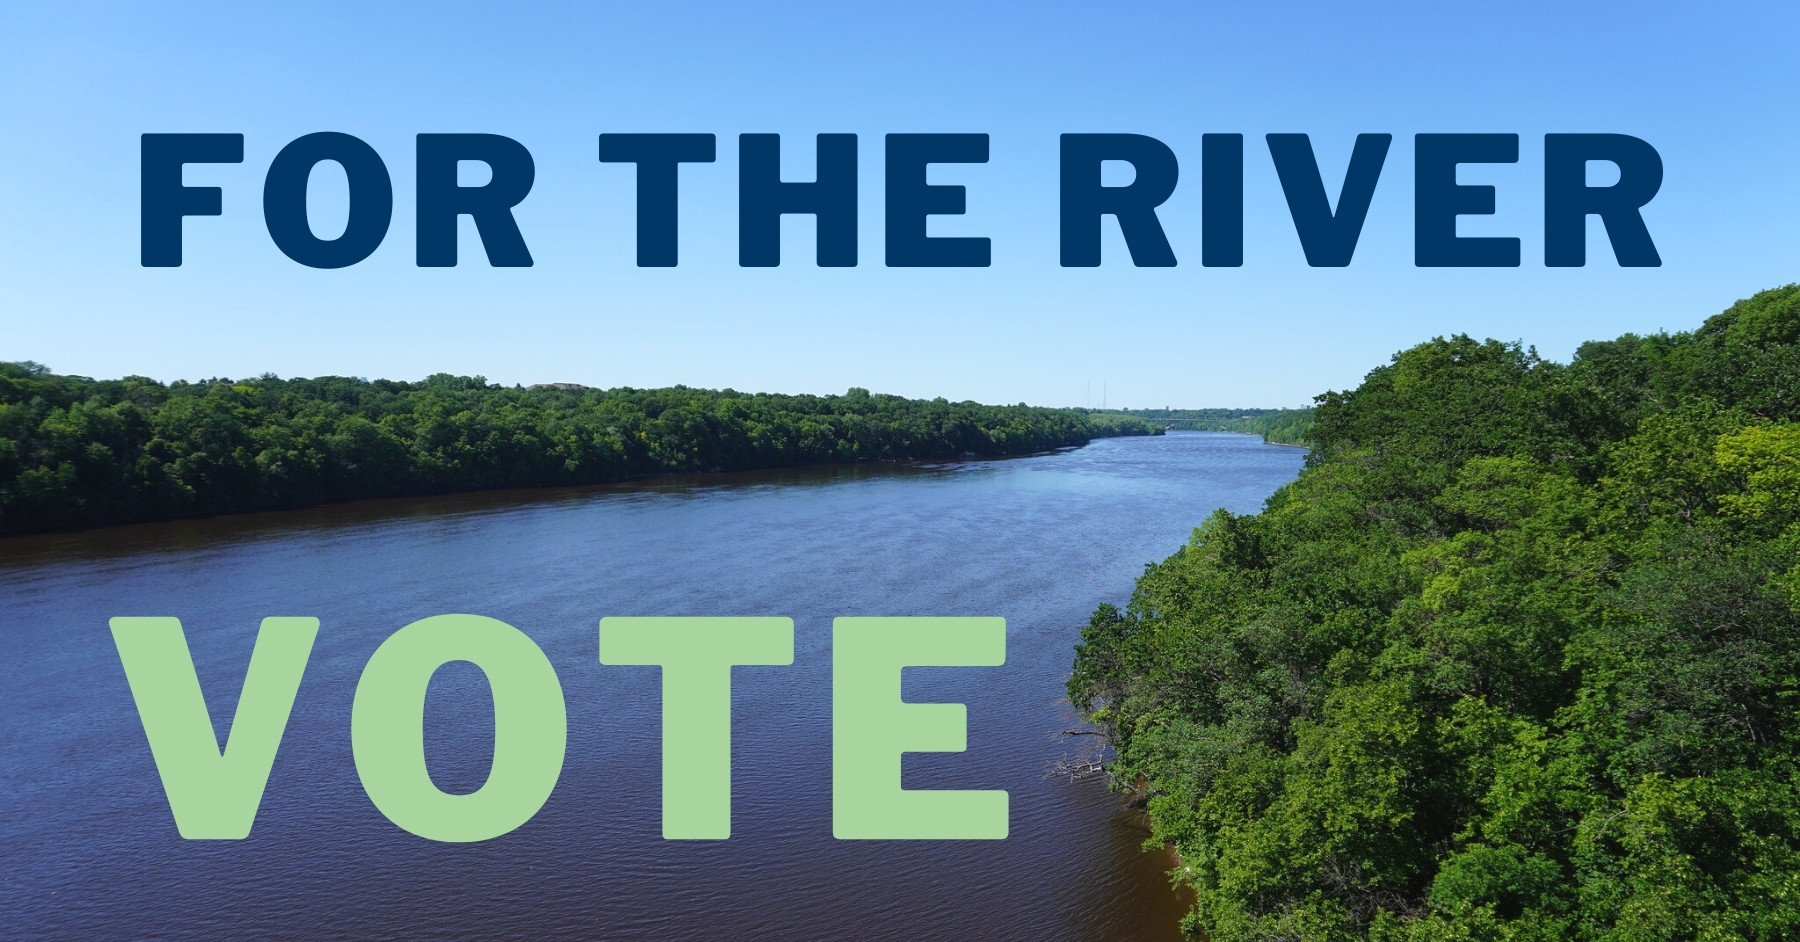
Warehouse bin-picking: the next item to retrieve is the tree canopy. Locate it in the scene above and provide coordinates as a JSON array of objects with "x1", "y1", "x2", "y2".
[
  {"x1": 0, "y1": 370, "x2": 1158, "y2": 535},
  {"x1": 1070, "y1": 285, "x2": 1800, "y2": 940}
]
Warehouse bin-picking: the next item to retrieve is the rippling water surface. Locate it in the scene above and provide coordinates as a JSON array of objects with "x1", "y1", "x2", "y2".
[{"x1": 1, "y1": 431, "x2": 1304, "y2": 941}]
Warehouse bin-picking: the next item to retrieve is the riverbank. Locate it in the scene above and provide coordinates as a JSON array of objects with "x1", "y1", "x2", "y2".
[
  {"x1": 0, "y1": 365, "x2": 1161, "y2": 536},
  {"x1": 1070, "y1": 286, "x2": 1800, "y2": 939},
  {"x1": 1084, "y1": 407, "x2": 1315, "y2": 446}
]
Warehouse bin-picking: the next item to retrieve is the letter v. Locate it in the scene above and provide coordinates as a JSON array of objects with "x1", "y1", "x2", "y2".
[
  {"x1": 111, "y1": 617, "x2": 318, "y2": 839},
  {"x1": 1267, "y1": 133, "x2": 1392, "y2": 267}
]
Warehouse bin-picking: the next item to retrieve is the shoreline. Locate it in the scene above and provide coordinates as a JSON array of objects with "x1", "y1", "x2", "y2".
[{"x1": 1, "y1": 429, "x2": 1176, "y2": 543}]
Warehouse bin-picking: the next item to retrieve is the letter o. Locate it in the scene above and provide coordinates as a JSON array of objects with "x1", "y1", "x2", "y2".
[
  {"x1": 351, "y1": 614, "x2": 566, "y2": 842},
  {"x1": 262, "y1": 131, "x2": 393, "y2": 268}
]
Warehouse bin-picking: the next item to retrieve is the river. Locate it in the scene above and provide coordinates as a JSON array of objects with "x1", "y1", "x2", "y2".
[{"x1": 0, "y1": 430, "x2": 1304, "y2": 941}]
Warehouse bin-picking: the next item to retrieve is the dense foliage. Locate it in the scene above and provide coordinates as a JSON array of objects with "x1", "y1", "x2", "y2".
[
  {"x1": 1100, "y1": 407, "x2": 1317, "y2": 445},
  {"x1": 1070, "y1": 286, "x2": 1800, "y2": 940},
  {"x1": 0, "y1": 370, "x2": 1158, "y2": 535}
]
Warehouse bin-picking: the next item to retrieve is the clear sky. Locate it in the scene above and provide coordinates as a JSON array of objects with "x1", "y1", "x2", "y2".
[{"x1": 3, "y1": 1, "x2": 1798, "y2": 408}]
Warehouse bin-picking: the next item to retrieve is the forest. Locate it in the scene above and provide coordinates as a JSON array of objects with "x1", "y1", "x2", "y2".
[
  {"x1": 1070, "y1": 285, "x2": 1800, "y2": 940},
  {"x1": 0, "y1": 371, "x2": 1158, "y2": 536}
]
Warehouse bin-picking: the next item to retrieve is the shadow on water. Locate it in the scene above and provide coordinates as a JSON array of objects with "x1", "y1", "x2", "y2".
[
  {"x1": 0, "y1": 460, "x2": 970, "y2": 569},
  {"x1": 2, "y1": 443, "x2": 1124, "y2": 575}
]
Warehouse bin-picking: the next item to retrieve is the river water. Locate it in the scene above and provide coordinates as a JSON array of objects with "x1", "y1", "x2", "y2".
[{"x1": 0, "y1": 431, "x2": 1304, "y2": 941}]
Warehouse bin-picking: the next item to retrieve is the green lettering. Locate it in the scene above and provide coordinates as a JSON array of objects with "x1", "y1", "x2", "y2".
[
  {"x1": 831, "y1": 616, "x2": 1008, "y2": 839},
  {"x1": 599, "y1": 617, "x2": 794, "y2": 839},
  {"x1": 109, "y1": 616, "x2": 318, "y2": 839},
  {"x1": 351, "y1": 614, "x2": 565, "y2": 842}
]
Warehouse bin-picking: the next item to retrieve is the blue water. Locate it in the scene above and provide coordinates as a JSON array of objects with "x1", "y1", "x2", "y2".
[{"x1": 0, "y1": 431, "x2": 1304, "y2": 941}]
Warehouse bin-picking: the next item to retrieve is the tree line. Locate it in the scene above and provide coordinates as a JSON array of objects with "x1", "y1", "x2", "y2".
[
  {"x1": 0, "y1": 371, "x2": 1159, "y2": 535},
  {"x1": 1095, "y1": 407, "x2": 1317, "y2": 445},
  {"x1": 1070, "y1": 285, "x2": 1800, "y2": 940}
]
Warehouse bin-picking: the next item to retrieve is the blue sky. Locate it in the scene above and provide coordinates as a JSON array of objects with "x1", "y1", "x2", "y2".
[{"x1": 3, "y1": 1, "x2": 1798, "y2": 407}]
